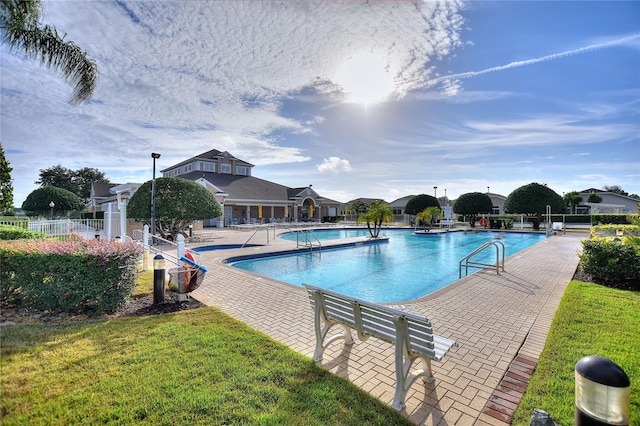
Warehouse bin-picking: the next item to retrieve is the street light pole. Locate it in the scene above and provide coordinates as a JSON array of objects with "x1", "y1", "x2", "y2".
[
  {"x1": 151, "y1": 153, "x2": 161, "y2": 236},
  {"x1": 49, "y1": 201, "x2": 55, "y2": 220},
  {"x1": 433, "y1": 186, "x2": 437, "y2": 198}
]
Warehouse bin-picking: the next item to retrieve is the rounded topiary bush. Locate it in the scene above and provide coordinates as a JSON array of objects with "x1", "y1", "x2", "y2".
[{"x1": 579, "y1": 239, "x2": 640, "y2": 291}]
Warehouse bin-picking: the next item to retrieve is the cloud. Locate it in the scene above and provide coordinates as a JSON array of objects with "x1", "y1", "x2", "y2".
[
  {"x1": 428, "y1": 33, "x2": 640, "y2": 89},
  {"x1": 317, "y1": 157, "x2": 352, "y2": 173}
]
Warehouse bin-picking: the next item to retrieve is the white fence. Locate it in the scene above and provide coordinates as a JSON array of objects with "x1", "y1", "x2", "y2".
[{"x1": 1, "y1": 218, "x2": 124, "y2": 241}]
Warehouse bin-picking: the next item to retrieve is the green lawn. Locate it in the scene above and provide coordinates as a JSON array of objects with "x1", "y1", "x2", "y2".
[
  {"x1": 512, "y1": 281, "x2": 640, "y2": 425},
  {"x1": 1, "y1": 306, "x2": 412, "y2": 425}
]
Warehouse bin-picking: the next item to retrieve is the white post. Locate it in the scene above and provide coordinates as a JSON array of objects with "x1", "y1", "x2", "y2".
[
  {"x1": 119, "y1": 201, "x2": 127, "y2": 241},
  {"x1": 520, "y1": 214, "x2": 524, "y2": 230},
  {"x1": 177, "y1": 234, "x2": 187, "y2": 301},
  {"x1": 106, "y1": 203, "x2": 113, "y2": 241},
  {"x1": 143, "y1": 224, "x2": 150, "y2": 271}
]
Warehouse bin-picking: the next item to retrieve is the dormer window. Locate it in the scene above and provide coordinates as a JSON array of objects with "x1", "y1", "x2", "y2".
[
  {"x1": 236, "y1": 166, "x2": 248, "y2": 175},
  {"x1": 221, "y1": 164, "x2": 232, "y2": 174}
]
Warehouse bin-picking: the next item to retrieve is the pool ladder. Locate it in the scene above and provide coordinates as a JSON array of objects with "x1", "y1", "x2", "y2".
[
  {"x1": 295, "y1": 229, "x2": 322, "y2": 253},
  {"x1": 459, "y1": 240, "x2": 505, "y2": 278}
]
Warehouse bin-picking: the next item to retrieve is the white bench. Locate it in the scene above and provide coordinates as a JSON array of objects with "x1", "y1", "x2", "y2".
[
  {"x1": 438, "y1": 219, "x2": 455, "y2": 228},
  {"x1": 304, "y1": 284, "x2": 458, "y2": 411}
]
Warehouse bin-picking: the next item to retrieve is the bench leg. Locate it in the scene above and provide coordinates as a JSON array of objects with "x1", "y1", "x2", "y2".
[
  {"x1": 392, "y1": 349, "x2": 435, "y2": 410},
  {"x1": 312, "y1": 319, "x2": 354, "y2": 362}
]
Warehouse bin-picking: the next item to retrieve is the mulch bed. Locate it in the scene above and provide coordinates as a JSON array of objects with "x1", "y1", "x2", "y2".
[{"x1": 0, "y1": 292, "x2": 206, "y2": 326}]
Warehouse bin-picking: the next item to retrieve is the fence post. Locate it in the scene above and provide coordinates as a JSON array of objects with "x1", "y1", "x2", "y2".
[
  {"x1": 177, "y1": 234, "x2": 187, "y2": 302},
  {"x1": 142, "y1": 225, "x2": 150, "y2": 271}
]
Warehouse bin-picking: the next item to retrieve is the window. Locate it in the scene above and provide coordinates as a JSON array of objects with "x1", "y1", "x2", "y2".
[
  {"x1": 202, "y1": 162, "x2": 215, "y2": 172},
  {"x1": 392, "y1": 207, "x2": 403, "y2": 215},
  {"x1": 221, "y1": 164, "x2": 231, "y2": 174},
  {"x1": 236, "y1": 166, "x2": 248, "y2": 175}
]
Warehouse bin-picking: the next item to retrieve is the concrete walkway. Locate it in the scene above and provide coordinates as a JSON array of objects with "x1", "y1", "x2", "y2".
[{"x1": 185, "y1": 227, "x2": 585, "y2": 425}]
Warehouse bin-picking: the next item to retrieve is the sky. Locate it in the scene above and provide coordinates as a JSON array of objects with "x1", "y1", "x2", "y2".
[{"x1": 2, "y1": 0, "x2": 639, "y2": 207}]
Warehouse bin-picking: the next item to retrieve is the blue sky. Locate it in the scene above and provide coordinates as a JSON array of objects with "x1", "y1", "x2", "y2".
[{"x1": 2, "y1": 1, "x2": 639, "y2": 207}]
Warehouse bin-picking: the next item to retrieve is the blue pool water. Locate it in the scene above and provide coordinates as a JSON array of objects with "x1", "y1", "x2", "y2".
[{"x1": 230, "y1": 229, "x2": 546, "y2": 303}]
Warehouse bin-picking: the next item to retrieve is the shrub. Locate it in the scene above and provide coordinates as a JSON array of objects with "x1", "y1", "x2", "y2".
[
  {"x1": 0, "y1": 224, "x2": 46, "y2": 240},
  {"x1": 579, "y1": 239, "x2": 640, "y2": 290},
  {"x1": 0, "y1": 240, "x2": 143, "y2": 314},
  {"x1": 591, "y1": 214, "x2": 638, "y2": 225}
]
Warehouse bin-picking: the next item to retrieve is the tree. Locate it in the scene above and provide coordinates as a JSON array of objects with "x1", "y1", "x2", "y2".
[
  {"x1": 346, "y1": 200, "x2": 369, "y2": 221},
  {"x1": 404, "y1": 194, "x2": 440, "y2": 216},
  {"x1": 604, "y1": 185, "x2": 628, "y2": 197},
  {"x1": 563, "y1": 191, "x2": 583, "y2": 214},
  {"x1": 21, "y1": 186, "x2": 83, "y2": 217},
  {"x1": 357, "y1": 200, "x2": 393, "y2": 238},
  {"x1": 504, "y1": 183, "x2": 565, "y2": 231},
  {"x1": 127, "y1": 177, "x2": 222, "y2": 240},
  {"x1": 0, "y1": 143, "x2": 13, "y2": 214},
  {"x1": 452, "y1": 192, "x2": 493, "y2": 227},
  {"x1": 0, "y1": 0, "x2": 97, "y2": 104},
  {"x1": 36, "y1": 165, "x2": 109, "y2": 204},
  {"x1": 587, "y1": 192, "x2": 602, "y2": 203},
  {"x1": 415, "y1": 207, "x2": 442, "y2": 230}
]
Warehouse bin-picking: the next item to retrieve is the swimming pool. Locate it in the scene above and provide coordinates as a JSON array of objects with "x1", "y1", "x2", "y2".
[{"x1": 229, "y1": 229, "x2": 546, "y2": 303}]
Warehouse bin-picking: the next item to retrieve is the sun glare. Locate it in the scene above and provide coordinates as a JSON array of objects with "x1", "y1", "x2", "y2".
[{"x1": 335, "y1": 53, "x2": 395, "y2": 105}]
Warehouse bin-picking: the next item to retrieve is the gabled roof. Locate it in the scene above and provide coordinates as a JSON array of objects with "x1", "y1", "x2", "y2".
[
  {"x1": 388, "y1": 195, "x2": 416, "y2": 207},
  {"x1": 90, "y1": 182, "x2": 118, "y2": 198},
  {"x1": 160, "y1": 149, "x2": 254, "y2": 173},
  {"x1": 346, "y1": 197, "x2": 387, "y2": 206},
  {"x1": 180, "y1": 172, "x2": 288, "y2": 202}
]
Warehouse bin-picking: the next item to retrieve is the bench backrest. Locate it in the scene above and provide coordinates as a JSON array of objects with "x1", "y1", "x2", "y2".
[{"x1": 304, "y1": 284, "x2": 437, "y2": 358}]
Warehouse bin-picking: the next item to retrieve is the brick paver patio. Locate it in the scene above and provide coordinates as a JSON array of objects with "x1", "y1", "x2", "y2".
[{"x1": 186, "y1": 227, "x2": 585, "y2": 425}]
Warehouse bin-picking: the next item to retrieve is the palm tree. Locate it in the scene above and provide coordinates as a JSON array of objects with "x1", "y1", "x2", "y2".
[
  {"x1": 415, "y1": 207, "x2": 441, "y2": 230},
  {"x1": 563, "y1": 191, "x2": 583, "y2": 214},
  {"x1": 357, "y1": 200, "x2": 393, "y2": 238},
  {"x1": 1, "y1": 0, "x2": 97, "y2": 104}
]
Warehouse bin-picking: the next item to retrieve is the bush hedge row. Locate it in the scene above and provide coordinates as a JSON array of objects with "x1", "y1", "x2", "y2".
[
  {"x1": 0, "y1": 240, "x2": 143, "y2": 315},
  {"x1": 0, "y1": 224, "x2": 46, "y2": 240}
]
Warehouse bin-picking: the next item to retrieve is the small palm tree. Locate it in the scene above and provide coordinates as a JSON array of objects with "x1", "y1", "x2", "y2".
[
  {"x1": 1, "y1": 0, "x2": 97, "y2": 104},
  {"x1": 415, "y1": 207, "x2": 441, "y2": 230},
  {"x1": 357, "y1": 200, "x2": 393, "y2": 238}
]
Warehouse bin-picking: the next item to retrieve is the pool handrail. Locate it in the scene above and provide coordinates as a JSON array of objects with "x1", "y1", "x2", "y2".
[{"x1": 459, "y1": 240, "x2": 505, "y2": 278}]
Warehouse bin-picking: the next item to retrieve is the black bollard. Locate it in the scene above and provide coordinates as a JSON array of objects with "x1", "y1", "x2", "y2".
[
  {"x1": 153, "y1": 254, "x2": 165, "y2": 305},
  {"x1": 575, "y1": 356, "x2": 630, "y2": 426}
]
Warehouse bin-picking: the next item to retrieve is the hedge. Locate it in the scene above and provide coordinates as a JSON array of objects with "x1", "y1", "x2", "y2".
[
  {"x1": 0, "y1": 240, "x2": 143, "y2": 315},
  {"x1": 0, "y1": 224, "x2": 46, "y2": 240}
]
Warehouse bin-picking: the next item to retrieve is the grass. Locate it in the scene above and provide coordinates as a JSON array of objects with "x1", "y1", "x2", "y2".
[
  {"x1": 1, "y1": 273, "x2": 412, "y2": 426},
  {"x1": 512, "y1": 280, "x2": 640, "y2": 425}
]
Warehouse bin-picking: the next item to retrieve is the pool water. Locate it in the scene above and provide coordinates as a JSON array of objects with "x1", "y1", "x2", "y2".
[{"x1": 230, "y1": 229, "x2": 546, "y2": 303}]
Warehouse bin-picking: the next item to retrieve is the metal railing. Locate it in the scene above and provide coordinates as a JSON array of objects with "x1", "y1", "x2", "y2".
[
  {"x1": 294, "y1": 229, "x2": 322, "y2": 252},
  {"x1": 459, "y1": 240, "x2": 505, "y2": 278}
]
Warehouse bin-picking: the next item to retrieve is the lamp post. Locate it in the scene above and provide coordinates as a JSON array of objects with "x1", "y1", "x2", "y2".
[
  {"x1": 49, "y1": 201, "x2": 55, "y2": 220},
  {"x1": 433, "y1": 186, "x2": 437, "y2": 198},
  {"x1": 151, "y1": 152, "x2": 161, "y2": 236},
  {"x1": 444, "y1": 188, "x2": 447, "y2": 205},
  {"x1": 487, "y1": 186, "x2": 490, "y2": 194}
]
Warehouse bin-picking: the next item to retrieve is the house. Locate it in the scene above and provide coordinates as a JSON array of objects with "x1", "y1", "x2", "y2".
[
  {"x1": 487, "y1": 192, "x2": 507, "y2": 215},
  {"x1": 89, "y1": 182, "x2": 141, "y2": 217},
  {"x1": 160, "y1": 149, "x2": 341, "y2": 226},
  {"x1": 576, "y1": 188, "x2": 639, "y2": 214}
]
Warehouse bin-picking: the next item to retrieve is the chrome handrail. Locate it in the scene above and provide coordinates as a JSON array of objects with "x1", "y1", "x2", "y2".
[{"x1": 459, "y1": 240, "x2": 505, "y2": 278}]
